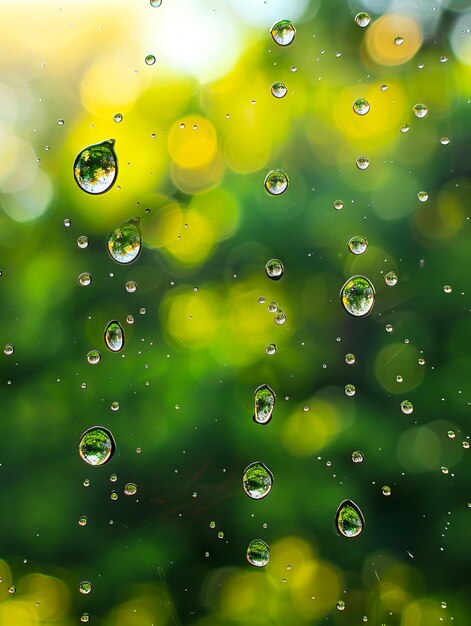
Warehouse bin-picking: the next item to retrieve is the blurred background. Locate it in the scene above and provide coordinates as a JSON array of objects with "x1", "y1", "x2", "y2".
[{"x1": 0, "y1": 0, "x2": 470, "y2": 624}]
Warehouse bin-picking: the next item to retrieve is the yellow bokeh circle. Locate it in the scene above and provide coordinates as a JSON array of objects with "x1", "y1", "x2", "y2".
[
  {"x1": 365, "y1": 14, "x2": 423, "y2": 66},
  {"x1": 168, "y1": 115, "x2": 217, "y2": 169}
]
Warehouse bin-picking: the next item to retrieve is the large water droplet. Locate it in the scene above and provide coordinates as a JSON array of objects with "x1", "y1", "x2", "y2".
[
  {"x1": 356, "y1": 156, "x2": 370, "y2": 170},
  {"x1": 355, "y1": 12, "x2": 371, "y2": 27},
  {"x1": 104, "y1": 320, "x2": 125, "y2": 352},
  {"x1": 86, "y1": 350, "x2": 101, "y2": 365},
  {"x1": 246, "y1": 539, "x2": 270, "y2": 567},
  {"x1": 401, "y1": 400, "x2": 413, "y2": 414},
  {"x1": 79, "y1": 426, "x2": 115, "y2": 466},
  {"x1": 353, "y1": 98, "x2": 370, "y2": 116},
  {"x1": 145, "y1": 54, "x2": 156, "y2": 65},
  {"x1": 335, "y1": 499, "x2": 365, "y2": 538},
  {"x1": 124, "y1": 483, "x2": 137, "y2": 496},
  {"x1": 253, "y1": 384, "x2": 275, "y2": 425},
  {"x1": 73, "y1": 139, "x2": 117, "y2": 194},
  {"x1": 271, "y1": 82, "x2": 287, "y2": 98},
  {"x1": 265, "y1": 258, "x2": 284, "y2": 280},
  {"x1": 243, "y1": 461, "x2": 273, "y2": 499},
  {"x1": 107, "y1": 217, "x2": 141, "y2": 264},
  {"x1": 348, "y1": 236, "x2": 368, "y2": 255},
  {"x1": 264, "y1": 170, "x2": 289, "y2": 195},
  {"x1": 413, "y1": 103, "x2": 428, "y2": 118},
  {"x1": 270, "y1": 20, "x2": 296, "y2": 46},
  {"x1": 340, "y1": 275, "x2": 375, "y2": 317},
  {"x1": 265, "y1": 343, "x2": 277, "y2": 355}
]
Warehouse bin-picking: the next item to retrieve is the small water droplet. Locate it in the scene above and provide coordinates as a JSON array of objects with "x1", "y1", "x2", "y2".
[
  {"x1": 79, "y1": 581, "x2": 92, "y2": 595},
  {"x1": 111, "y1": 401, "x2": 120, "y2": 411},
  {"x1": 382, "y1": 485, "x2": 392, "y2": 496},
  {"x1": 57, "y1": 118, "x2": 64, "y2": 126},
  {"x1": 333, "y1": 199, "x2": 344, "y2": 210},
  {"x1": 150, "y1": 0, "x2": 162, "y2": 6},
  {"x1": 253, "y1": 384, "x2": 275, "y2": 425},
  {"x1": 345, "y1": 353, "x2": 356, "y2": 365},
  {"x1": 74, "y1": 139, "x2": 117, "y2": 194},
  {"x1": 352, "y1": 450, "x2": 364, "y2": 463},
  {"x1": 356, "y1": 156, "x2": 370, "y2": 170},
  {"x1": 443, "y1": 285, "x2": 452, "y2": 293},
  {"x1": 110, "y1": 473, "x2": 118, "y2": 482},
  {"x1": 353, "y1": 98, "x2": 370, "y2": 116},
  {"x1": 86, "y1": 350, "x2": 101, "y2": 365},
  {"x1": 265, "y1": 343, "x2": 277, "y2": 355},
  {"x1": 107, "y1": 217, "x2": 141, "y2": 264},
  {"x1": 337, "y1": 601, "x2": 346, "y2": 611},
  {"x1": 8, "y1": 585, "x2": 16, "y2": 594},
  {"x1": 78, "y1": 516, "x2": 88, "y2": 526},
  {"x1": 243, "y1": 461, "x2": 273, "y2": 500},
  {"x1": 217, "y1": 531, "x2": 224, "y2": 539},
  {"x1": 380, "y1": 84, "x2": 388, "y2": 91},
  {"x1": 441, "y1": 466, "x2": 449, "y2": 474},
  {"x1": 463, "y1": 441, "x2": 469, "y2": 449},
  {"x1": 271, "y1": 81, "x2": 287, "y2": 98},
  {"x1": 348, "y1": 235, "x2": 368, "y2": 255},
  {"x1": 418, "y1": 191, "x2": 428, "y2": 202},
  {"x1": 440, "y1": 137, "x2": 450, "y2": 145},
  {"x1": 64, "y1": 218, "x2": 71, "y2": 227},
  {"x1": 268, "y1": 301, "x2": 278, "y2": 313},
  {"x1": 209, "y1": 521, "x2": 216, "y2": 529},
  {"x1": 396, "y1": 375, "x2": 403, "y2": 383},
  {"x1": 274, "y1": 311, "x2": 286, "y2": 325},
  {"x1": 400, "y1": 124, "x2": 410, "y2": 133},
  {"x1": 413, "y1": 103, "x2": 428, "y2": 118},
  {"x1": 104, "y1": 320, "x2": 124, "y2": 352},
  {"x1": 394, "y1": 35, "x2": 404, "y2": 46},
  {"x1": 386, "y1": 324, "x2": 393, "y2": 333},
  {"x1": 401, "y1": 400, "x2": 414, "y2": 414},
  {"x1": 77, "y1": 236, "x2": 89, "y2": 249},
  {"x1": 80, "y1": 614, "x2": 90, "y2": 623},
  {"x1": 264, "y1": 169, "x2": 289, "y2": 195},
  {"x1": 113, "y1": 113, "x2": 123, "y2": 123},
  {"x1": 340, "y1": 275, "x2": 375, "y2": 317},
  {"x1": 78, "y1": 272, "x2": 92, "y2": 286},
  {"x1": 246, "y1": 539, "x2": 270, "y2": 567},
  {"x1": 336, "y1": 499, "x2": 364, "y2": 538},
  {"x1": 270, "y1": 20, "x2": 296, "y2": 46},
  {"x1": 355, "y1": 12, "x2": 371, "y2": 27},
  {"x1": 448, "y1": 430, "x2": 455, "y2": 439},
  {"x1": 125, "y1": 280, "x2": 138, "y2": 293},
  {"x1": 4, "y1": 344, "x2": 14, "y2": 356},
  {"x1": 441, "y1": 601, "x2": 447, "y2": 609},
  {"x1": 79, "y1": 426, "x2": 115, "y2": 466},
  {"x1": 440, "y1": 56, "x2": 448, "y2": 63},
  {"x1": 124, "y1": 482, "x2": 137, "y2": 496},
  {"x1": 258, "y1": 296, "x2": 266, "y2": 304},
  {"x1": 265, "y1": 258, "x2": 284, "y2": 280},
  {"x1": 145, "y1": 54, "x2": 156, "y2": 65},
  {"x1": 126, "y1": 315, "x2": 134, "y2": 324},
  {"x1": 110, "y1": 490, "x2": 118, "y2": 500},
  {"x1": 385, "y1": 271, "x2": 398, "y2": 286},
  {"x1": 345, "y1": 383, "x2": 356, "y2": 397}
]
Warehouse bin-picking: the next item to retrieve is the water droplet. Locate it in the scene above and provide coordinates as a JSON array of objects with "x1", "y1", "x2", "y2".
[
  {"x1": 87, "y1": 350, "x2": 101, "y2": 365},
  {"x1": 396, "y1": 375, "x2": 403, "y2": 383},
  {"x1": 386, "y1": 324, "x2": 393, "y2": 333},
  {"x1": 104, "y1": 320, "x2": 124, "y2": 352},
  {"x1": 413, "y1": 103, "x2": 428, "y2": 118},
  {"x1": 441, "y1": 601, "x2": 447, "y2": 609},
  {"x1": 209, "y1": 521, "x2": 216, "y2": 529},
  {"x1": 107, "y1": 217, "x2": 141, "y2": 265},
  {"x1": 145, "y1": 54, "x2": 156, "y2": 65},
  {"x1": 4, "y1": 343, "x2": 14, "y2": 356},
  {"x1": 440, "y1": 56, "x2": 448, "y2": 63},
  {"x1": 271, "y1": 82, "x2": 287, "y2": 98},
  {"x1": 440, "y1": 137, "x2": 450, "y2": 145},
  {"x1": 74, "y1": 139, "x2": 117, "y2": 194},
  {"x1": 150, "y1": 0, "x2": 162, "y2": 6},
  {"x1": 125, "y1": 280, "x2": 138, "y2": 293},
  {"x1": 382, "y1": 485, "x2": 392, "y2": 496},
  {"x1": 356, "y1": 156, "x2": 370, "y2": 170},
  {"x1": 441, "y1": 466, "x2": 449, "y2": 474},
  {"x1": 270, "y1": 20, "x2": 296, "y2": 46},
  {"x1": 355, "y1": 12, "x2": 371, "y2": 27},
  {"x1": 78, "y1": 272, "x2": 92, "y2": 286},
  {"x1": 110, "y1": 490, "x2": 118, "y2": 500},
  {"x1": 448, "y1": 430, "x2": 455, "y2": 439},
  {"x1": 78, "y1": 516, "x2": 88, "y2": 526},
  {"x1": 111, "y1": 401, "x2": 120, "y2": 411},
  {"x1": 463, "y1": 441, "x2": 469, "y2": 449},
  {"x1": 243, "y1": 461, "x2": 273, "y2": 500},
  {"x1": 385, "y1": 271, "x2": 398, "y2": 286},
  {"x1": 345, "y1": 353, "x2": 356, "y2": 365},
  {"x1": 348, "y1": 235, "x2": 368, "y2": 255},
  {"x1": 258, "y1": 297, "x2": 265, "y2": 304},
  {"x1": 268, "y1": 301, "x2": 278, "y2": 313},
  {"x1": 77, "y1": 236, "x2": 89, "y2": 249},
  {"x1": 401, "y1": 400, "x2": 414, "y2": 414},
  {"x1": 110, "y1": 473, "x2": 118, "y2": 482},
  {"x1": 64, "y1": 218, "x2": 71, "y2": 227},
  {"x1": 418, "y1": 358, "x2": 425, "y2": 365},
  {"x1": 340, "y1": 275, "x2": 375, "y2": 317},
  {"x1": 124, "y1": 483, "x2": 137, "y2": 496},
  {"x1": 8, "y1": 586, "x2": 16, "y2": 594},
  {"x1": 253, "y1": 384, "x2": 275, "y2": 425},
  {"x1": 57, "y1": 118, "x2": 64, "y2": 126},
  {"x1": 79, "y1": 581, "x2": 92, "y2": 595},
  {"x1": 394, "y1": 35, "x2": 404, "y2": 46},
  {"x1": 443, "y1": 285, "x2": 452, "y2": 293},
  {"x1": 353, "y1": 98, "x2": 370, "y2": 116},
  {"x1": 345, "y1": 384, "x2": 356, "y2": 397},
  {"x1": 333, "y1": 199, "x2": 344, "y2": 210},
  {"x1": 418, "y1": 191, "x2": 428, "y2": 202},
  {"x1": 264, "y1": 169, "x2": 289, "y2": 195},
  {"x1": 83, "y1": 479, "x2": 90, "y2": 487},
  {"x1": 79, "y1": 426, "x2": 115, "y2": 466},
  {"x1": 335, "y1": 499, "x2": 364, "y2": 538},
  {"x1": 113, "y1": 113, "x2": 123, "y2": 123},
  {"x1": 400, "y1": 124, "x2": 410, "y2": 133},
  {"x1": 246, "y1": 539, "x2": 270, "y2": 567},
  {"x1": 274, "y1": 311, "x2": 286, "y2": 325},
  {"x1": 265, "y1": 258, "x2": 284, "y2": 280},
  {"x1": 265, "y1": 343, "x2": 277, "y2": 355},
  {"x1": 80, "y1": 615, "x2": 90, "y2": 623},
  {"x1": 126, "y1": 315, "x2": 134, "y2": 324},
  {"x1": 337, "y1": 601, "x2": 346, "y2": 611},
  {"x1": 380, "y1": 84, "x2": 388, "y2": 91},
  {"x1": 352, "y1": 450, "x2": 364, "y2": 463}
]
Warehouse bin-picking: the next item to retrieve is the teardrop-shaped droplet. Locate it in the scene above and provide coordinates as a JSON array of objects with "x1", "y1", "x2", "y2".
[
  {"x1": 270, "y1": 20, "x2": 296, "y2": 46},
  {"x1": 253, "y1": 384, "x2": 276, "y2": 425},
  {"x1": 265, "y1": 258, "x2": 284, "y2": 280},
  {"x1": 271, "y1": 81, "x2": 287, "y2": 98},
  {"x1": 340, "y1": 275, "x2": 375, "y2": 317},
  {"x1": 264, "y1": 170, "x2": 289, "y2": 195},
  {"x1": 107, "y1": 217, "x2": 141, "y2": 264},
  {"x1": 246, "y1": 539, "x2": 270, "y2": 567},
  {"x1": 348, "y1": 236, "x2": 368, "y2": 255},
  {"x1": 104, "y1": 320, "x2": 124, "y2": 352},
  {"x1": 335, "y1": 499, "x2": 365, "y2": 538},
  {"x1": 73, "y1": 139, "x2": 117, "y2": 194},
  {"x1": 243, "y1": 461, "x2": 273, "y2": 499},
  {"x1": 79, "y1": 426, "x2": 115, "y2": 466},
  {"x1": 353, "y1": 98, "x2": 370, "y2": 116},
  {"x1": 355, "y1": 12, "x2": 371, "y2": 27}
]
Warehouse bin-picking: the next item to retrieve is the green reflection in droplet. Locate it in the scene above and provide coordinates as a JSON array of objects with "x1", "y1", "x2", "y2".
[
  {"x1": 335, "y1": 499, "x2": 364, "y2": 538},
  {"x1": 79, "y1": 426, "x2": 115, "y2": 466},
  {"x1": 104, "y1": 320, "x2": 125, "y2": 352},
  {"x1": 107, "y1": 217, "x2": 141, "y2": 265},
  {"x1": 246, "y1": 539, "x2": 270, "y2": 566},
  {"x1": 243, "y1": 462, "x2": 273, "y2": 500},
  {"x1": 253, "y1": 384, "x2": 275, "y2": 425},
  {"x1": 73, "y1": 139, "x2": 117, "y2": 194}
]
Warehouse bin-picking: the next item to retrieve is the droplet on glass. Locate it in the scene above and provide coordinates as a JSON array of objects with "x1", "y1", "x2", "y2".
[
  {"x1": 104, "y1": 320, "x2": 124, "y2": 352},
  {"x1": 111, "y1": 401, "x2": 120, "y2": 411},
  {"x1": 78, "y1": 272, "x2": 92, "y2": 286},
  {"x1": 394, "y1": 35, "x2": 404, "y2": 46},
  {"x1": 80, "y1": 615, "x2": 90, "y2": 624},
  {"x1": 333, "y1": 199, "x2": 344, "y2": 210},
  {"x1": 73, "y1": 139, "x2": 117, "y2": 194},
  {"x1": 246, "y1": 539, "x2": 270, "y2": 567},
  {"x1": 352, "y1": 451, "x2": 364, "y2": 463},
  {"x1": 418, "y1": 191, "x2": 428, "y2": 202},
  {"x1": 78, "y1": 516, "x2": 88, "y2": 526},
  {"x1": 57, "y1": 118, "x2": 64, "y2": 126},
  {"x1": 145, "y1": 54, "x2": 156, "y2": 65},
  {"x1": 274, "y1": 311, "x2": 286, "y2": 325},
  {"x1": 107, "y1": 217, "x2": 141, "y2": 264},
  {"x1": 441, "y1": 466, "x2": 449, "y2": 474},
  {"x1": 337, "y1": 601, "x2": 346, "y2": 611},
  {"x1": 77, "y1": 236, "x2": 89, "y2": 249},
  {"x1": 355, "y1": 12, "x2": 371, "y2": 28},
  {"x1": 443, "y1": 285, "x2": 452, "y2": 294},
  {"x1": 265, "y1": 343, "x2": 277, "y2": 355},
  {"x1": 401, "y1": 400, "x2": 414, "y2": 414},
  {"x1": 113, "y1": 113, "x2": 123, "y2": 123},
  {"x1": 348, "y1": 235, "x2": 368, "y2": 255},
  {"x1": 380, "y1": 84, "x2": 388, "y2": 91},
  {"x1": 150, "y1": 0, "x2": 162, "y2": 5},
  {"x1": 79, "y1": 581, "x2": 92, "y2": 595},
  {"x1": 413, "y1": 104, "x2": 428, "y2": 118},
  {"x1": 340, "y1": 275, "x2": 375, "y2": 317},
  {"x1": 400, "y1": 124, "x2": 410, "y2": 133},
  {"x1": 345, "y1": 384, "x2": 356, "y2": 397},
  {"x1": 243, "y1": 461, "x2": 273, "y2": 500},
  {"x1": 335, "y1": 499, "x2": 364, "y2": 538},
  {"x1": 353, "y1": 98, "x2": 370, "y2": 116},
  {"x1": 4, "y1": 344, "x2": 14, "y2": 356},
  {"x1": 209, "y1": 521, "x2": 216, "y2": 529},
  {"x1": 385, "y1": 271, "x2": 398, "y2": 286},
  {"x1": 64, "y1": 218, "x2": 71, "y2": 227},
  {"x1": 124, "y1": 483, "x2": 137, "y2": 496},
  {"x1": 440, "y1": 137, "x2": 450, "y2": 145},
  {"x1": 270, "y1": 20, "x2": 296, "y2": 46},
  {"x1": 265, "y1": 258, "x2": 284, "y2": 280},
  {"x1": 264, "y1": 169, "x2": 289, "y2": 196},
  {"x1": 271, "y1": 82, "x2": 287, "y2": 98},
  {"x1": 125, "y1": 280, "x2": 138, "y2": 293},
  {"x1": 386, "y1": 324, "x2": 393, "y2": 333},
  {"x1": 356, "y1": 156, "x2": 370, "y2": 170},
  {"x1": 79, "y1": 426, "x2": 115, "y2": 466},
  {"x1": 253, "y1": 384, "x2": 275, "y2": 425},
  {"x1": 87, "y1": 350, "x2": 101, "y2": 365},
  {"x1": 345, "y1": 353, "x2": 356, "y2": 365},
  {"x1": 382, "y1": 485, "x2": 392, "y2": 496},
  {"x1": 8, "y1": 586, "x2": 16, "y2": 594},
  {"x1": 440, "y1": 56, "x2": 448, "y2": 63}
]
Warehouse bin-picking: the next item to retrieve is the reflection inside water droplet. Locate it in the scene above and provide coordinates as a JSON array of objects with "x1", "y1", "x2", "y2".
[
  {"x1": 355, "y1": 12, "x2": 371, "y2": 27},
  {"x1": 270, "y1": 20, "x2": 296, "y2": 46},
  {"x1": 79, "y1": 581, "x2": 92, "y2": 595},
  {"x1": 74, "y1": 139, "x2": 117, "y2": 194},
  {"x1": 340, "y1": 275, "x2": 375, "y2": 317},
  {"x1": 107, "y1": 217, "x2": 141, "y2": 264},
  {"x1": 401, "y1": 400, "x2": 413, "y2": 414},
  {"x1": 145, "y1": 54, "x2": 156, "y2": 65},
  {"x1": 104, "y1": 320, "x2": 125, "y2": 352},
  {"x1": 265, "y1": 344, "x2": 277, "y2": 355},
  {"x1": 264, "y1": 170, "x2": 289, "y2": 196},
  {"x1": 336, "y1": 499, "x2": 364, "y2": 537},
  {"x1": 253, "y1": 384, "x2": 275, "y2": 425},
  {"x1": 352, "y1": 451, "x2": 364, "y2": 463},
  {"x1": 265, "y1": 258, "x2": 284, "y2": 280},
  {"x1": 356, "y1": 156, "x2": 370, "y2": 170},
  {"x1": 243, "y1": 462, "x2": 273, "y2": 499},
  {"x1": 246, "y1": 539, "x2": 270, "y2": 566},
  {"x1": 77, "y1": 236, "x2": 89, "y2": 249},
  {"x1": 86, "y1": 350, "x2": 101, "y2": 365},
  {"x1": 413, "y1": 103, "x2": 428, "y2": 118},
  {"x1": 385, "y1": 271, "x2": 398, "y2": 286},
  {"x1": 353, "y1": 98, "x2": 370, "y2": 116},
  {"x1": 79, "y1": 426, "x2": 115, "y2": 466},
  {"x1": 271, "y1": 82, "x2": 287, "y2": 98},
  {"x1": 124, "y1": 483, "x2": 137, "y2": 496},
  {"x1": 348, "y1": 236, "x2": 368, "y2": 255},
  {"x1": 78, "y1": 272, "x2": 92, "y2": 286}
]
